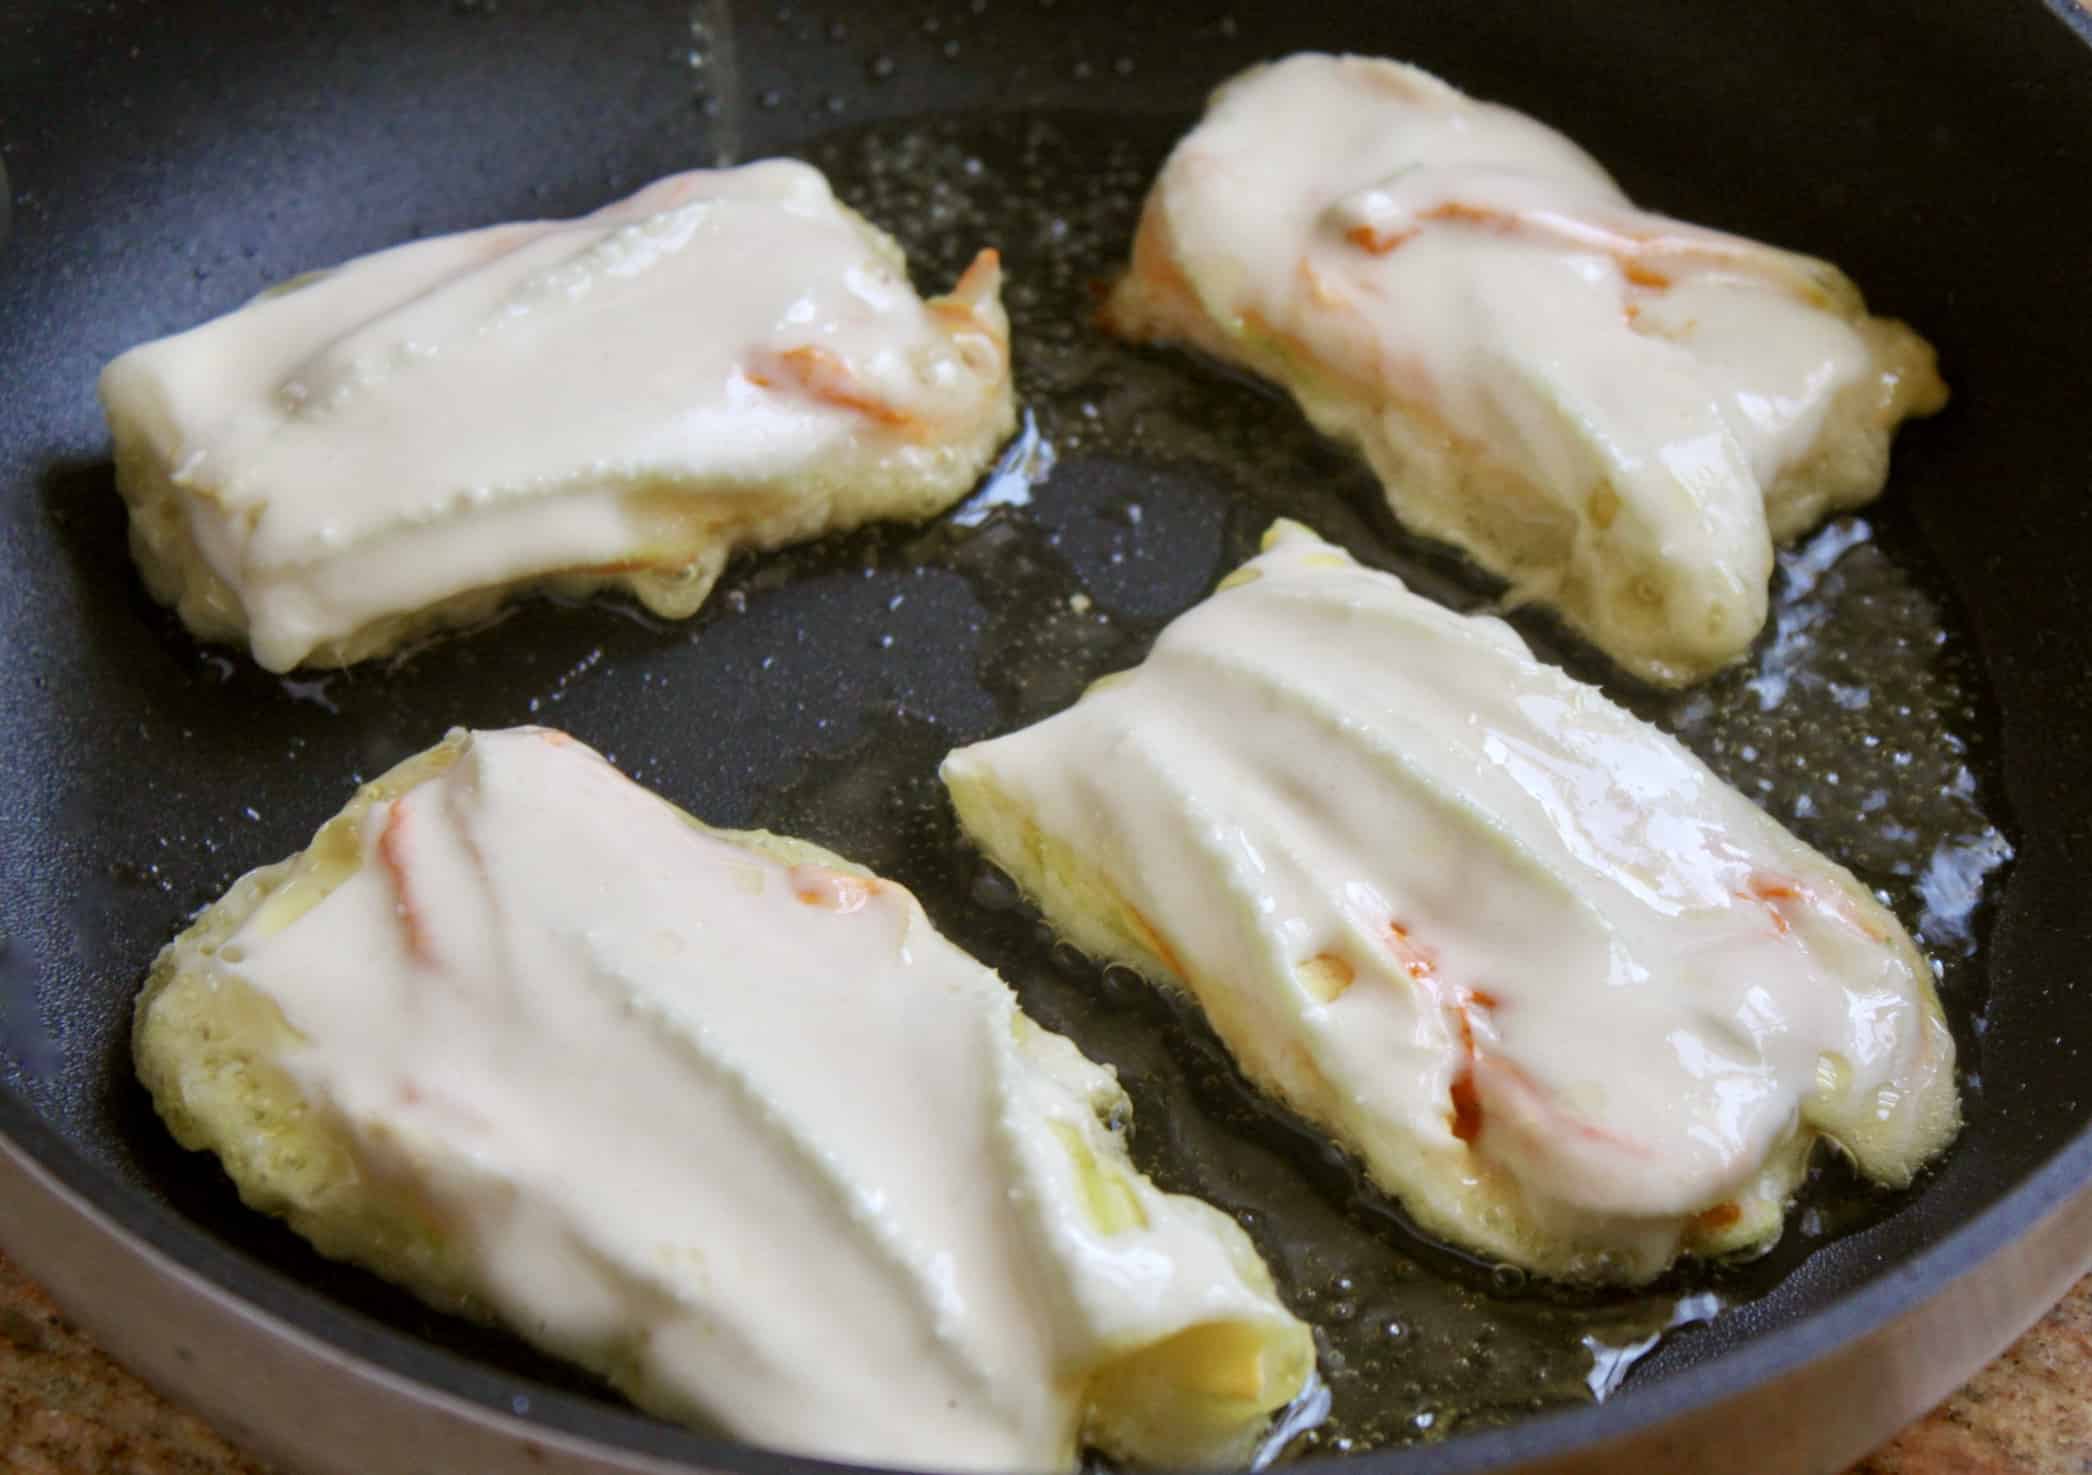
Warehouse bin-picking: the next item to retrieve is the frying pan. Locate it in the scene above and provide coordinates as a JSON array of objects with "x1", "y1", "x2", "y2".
[{"x1": 4, "y1": 2, "x2": 2092, "y2": 1472}]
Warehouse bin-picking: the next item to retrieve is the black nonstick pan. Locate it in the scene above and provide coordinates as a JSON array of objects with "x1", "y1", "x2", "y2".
[{"x1": 4, "y1": 2, "x2": 2092, "y2": 1472}]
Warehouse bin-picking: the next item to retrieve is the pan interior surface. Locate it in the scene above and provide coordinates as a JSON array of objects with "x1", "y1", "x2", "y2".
[{"x1": 3, "y1": 1, "x2": 2091, "y2": 1471}]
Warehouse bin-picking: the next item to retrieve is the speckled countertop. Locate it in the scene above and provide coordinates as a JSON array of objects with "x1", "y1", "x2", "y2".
[{"x1": 0, "y1": 1249, "x2": 2084, "y2": 1474}]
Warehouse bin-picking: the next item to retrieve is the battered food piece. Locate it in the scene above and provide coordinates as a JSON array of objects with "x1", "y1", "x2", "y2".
[
  {"x1": 101, "y1": 161, "x2": 1014, "y2": 671},
  {"x1": 942, "y1": 521, "x2": 1959, "y2": 1284},
  {"x1": 1105, "y1": 54, "x2": 1947, "y2": 687},
  {"x1": 134, "y1": 728, "x2": 1313, "y2": 1472}
]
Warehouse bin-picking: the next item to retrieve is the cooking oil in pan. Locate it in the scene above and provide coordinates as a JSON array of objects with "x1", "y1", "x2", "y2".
[
  {"x1": 733, "y1": 109, "x2": 2018, "y2": 1455},
  {"x1": 82, "y1": 104, "x2": 2013, "y2": 1463}
]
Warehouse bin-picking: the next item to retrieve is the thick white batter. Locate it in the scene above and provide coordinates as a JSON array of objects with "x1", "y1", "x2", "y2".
[
  {"x1": 944, "y1": 522, "x2": 1959, "y2": 1282},
  {"x1": 134, "y1": 728, "x2": 1313, "y2": 1471},
  {"x1": 1106, "y1": 54, "x2": 1946, "y2": 686},
  {"x1": 102, "y1": 161, "x2": 1014, "y2": 670}
]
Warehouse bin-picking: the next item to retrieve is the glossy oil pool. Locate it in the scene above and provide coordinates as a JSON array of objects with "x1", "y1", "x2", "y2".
[
  {"x1": 77, "y1": 106, "x2": 2014, "y2": 1464},
  {"x1": 764, "y1": 109, "x2": 2008, "y2": 1455}
]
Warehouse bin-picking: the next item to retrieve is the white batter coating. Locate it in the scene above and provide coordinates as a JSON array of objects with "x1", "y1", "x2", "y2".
[
  {"x1": 102, "y1": 162, "x2": 1014, "y2": 671},
  {"x1": 944, "y1": 521, "x2": 1958, "y2": 1283},
  {"x1": 1106, "y1": 55, "x2": 1946, "y2": 687},
  {"x1": 134, "y1": 728, "x2": 1313, "y2": 1472}
]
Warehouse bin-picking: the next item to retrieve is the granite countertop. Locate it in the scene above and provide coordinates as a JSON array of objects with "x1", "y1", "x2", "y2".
[{"x1": 0, "y1": 1249, "x2": 2084, "y2": 1474}]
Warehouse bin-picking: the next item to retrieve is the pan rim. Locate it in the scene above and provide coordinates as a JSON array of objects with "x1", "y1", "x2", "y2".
[
  {"x1": 2045, "y1": 0, "x2": 2092, "y2": 44},
  {"x1": 5, "y1": 2, "x2": 2091, "y2": 1467},
  {"x1": 4, "y1": 1079, "x2": 2090, "y2": 1474}
]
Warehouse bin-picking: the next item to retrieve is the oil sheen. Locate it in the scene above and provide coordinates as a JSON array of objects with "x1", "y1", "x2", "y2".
[
  {"x1": 108, "y1": 109, "x2": 2012, "y2": 1461},
  {"x1": 749, "y1": 109, "x2": 2011, "y2": 1455}
]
